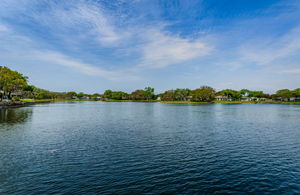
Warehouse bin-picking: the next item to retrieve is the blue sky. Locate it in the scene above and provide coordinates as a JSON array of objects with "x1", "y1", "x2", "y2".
[{"x1": 0, "y1": 0, "x2": 299, "y2": 93}]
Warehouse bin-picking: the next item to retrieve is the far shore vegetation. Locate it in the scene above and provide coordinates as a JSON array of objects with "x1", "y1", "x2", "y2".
[{"x1": 1, "y1": 66, "x2": 300, "y2": 106}]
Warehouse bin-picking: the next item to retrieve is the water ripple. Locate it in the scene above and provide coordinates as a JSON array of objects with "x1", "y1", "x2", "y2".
[{"x1": 1, "y1": 102, "x2": 300, "y2": 194}]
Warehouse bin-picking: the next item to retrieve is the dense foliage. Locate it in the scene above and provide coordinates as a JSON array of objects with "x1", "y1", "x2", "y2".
[
  {"x1": 190, "y1": 86, "x2": 216, "y2": 102},
  {"x1": 1, "y1": 66, "x2": 299, "y2": 102},
  {"x1": 217, "y1": 89, "x2": 242, "y2": 100},
  {"x1": 0, "y1": 66, "x2": 28, "y2": 100},
  {"x1": 160, "y1": 88, "x2": 190, "y2": 101}
]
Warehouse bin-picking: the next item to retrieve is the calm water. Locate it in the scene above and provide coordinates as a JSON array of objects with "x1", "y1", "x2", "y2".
[{"x1": 1, "y1": 102, "x2": 300, "y2": 194}]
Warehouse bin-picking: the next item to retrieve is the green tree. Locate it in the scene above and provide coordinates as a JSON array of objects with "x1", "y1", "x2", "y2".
[
  {"x1": 174, "y1": 88, "x2": 190, "y2": 101},
  {"x1": 111, "y1": 91, "x2": 128, "y2": 100},
  {"x1": 251, "y1": 91, "x2": 266, "y2": 98},
  {"x1": 103, "y1": 90, "x2": 113, "y2": 99},
  {"x1": 131, "y1": 89, "x2": 146, "y2": 100},
  {"x1": 144, "y1": 87, "x2": 155, "y2": 100},
  {"x1": 240, "y1": 89, "x2": 251, "y2": 96},
  {"x1": 77, "y1": 92, "x2": 85, "y2": 99},
  {"x1": 218, "y1": 89, "x2": 241, "y2": 100},
  {"x1": 160, "y1": 90, "x2": 175, "y2": 101},
  {"x1": 292, "y1": 88, "x2": 300, "y2": 97},
  {"x1": 91, "y1": 93, "x2": 101, "y2": 99},
  {"x1": 34, "y1": 88, "x2": 55, "y2": 100},
  {"x1": 190, "y1": 86, "x2": 216, "y2": 102},
  {"x1": 0, "y1": 66, "x2": 28, "y2": 100},
  {"x1": 160, "y1": 88, "x2": 190, "y2": 101},
  {"x1": 23, "y1": 85, "x2": 36, "y2": 99},
  {"x1": 65, "y1": 91, "x2": 77, "y2": 99},
  {"x1": 275, "y1": 89, "x2": 293, "y2": 100},
  {"x1": 24, "y1": 85, "x2": 35, "y2": 92}
]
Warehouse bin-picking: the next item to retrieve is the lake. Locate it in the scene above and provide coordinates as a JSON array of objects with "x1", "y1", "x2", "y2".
[{"x1": 1, "y1": 102, "x2": 300, "y2": 194}]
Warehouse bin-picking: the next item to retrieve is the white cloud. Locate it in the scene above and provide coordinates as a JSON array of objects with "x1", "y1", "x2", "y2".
[
  {"x1": 0, "y1": 0, "x2": 122, "y2": 46},
  {"x1": 282, "y1": 69, "x2": 300, "y2": 74},
  {"x1": 0, "y1": 22, "x2": 138, "y2": 81},
  {"x1": 139, "y1": 29, "x2": 212, "y2": 68},
  {"x1": 214, "y1": 24, "x2": 300, "y2": 73},
  {"x1": 48, "y1": 1, "x2": 122, "y2": 45},
  {"x1": 0, "y1": 0, "x2": 214, "y2": 70},
  {"x1": 239, "y1": 27, "x2": 300, "y2": 65},
  {"x1": 42, "y1": 1, "x2": 213, "y2": 68},
  {"x1": 32, "y1": 51, "x2": 139, "y2": 81},
  {"x1": 0, "y1": 24, "x2": 8, "y2": 31}
]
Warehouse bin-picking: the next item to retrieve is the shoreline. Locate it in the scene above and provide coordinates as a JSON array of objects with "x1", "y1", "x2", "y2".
[
  {"x1": 1, "y1": 99, "x2": 300, "y2": 109},
  {"x1": 0, "y1": 101, "x2": 33, "y2": 109}
]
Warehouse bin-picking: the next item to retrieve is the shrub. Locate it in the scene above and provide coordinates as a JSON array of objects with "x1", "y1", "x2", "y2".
[{"x1": 12, "y1": 96, "x2": 20, "y2": 102}]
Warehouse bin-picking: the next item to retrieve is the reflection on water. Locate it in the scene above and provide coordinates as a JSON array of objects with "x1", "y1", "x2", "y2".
[
  {"x1": 0, "y1": 108, "x2": 32, "y2": 124},
  {"x1": 1, "y1": 102, "x2": 300, "y2": 194}
]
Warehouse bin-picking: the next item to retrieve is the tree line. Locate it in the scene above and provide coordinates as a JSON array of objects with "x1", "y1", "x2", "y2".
[{"x1": 1, "y1": 66, "x2": 299, "y2": 102}]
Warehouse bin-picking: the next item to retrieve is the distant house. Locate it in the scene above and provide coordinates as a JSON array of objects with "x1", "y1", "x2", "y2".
[
  {"x1": 290, "y1": 97, "x2": 300, "y2": 102},
  {"x1": 80, "y1": 96, "x2": 90, "y2": 100},
  {"x1": 274, "y1": 97, "x2": 300, "y2": 102},
  {"x1": 241, "y1": 97, "x2": 270, "y2": 101},
  {"x1": 186, "y1": 96, "x2": 193, "y2": 101},
  {"x1": 241, "y1": 96, "x2": 254, "y2": 101},
  {"x1": 272, "y1": 97, "x2": 300, "y2": 102},
  {"x1": 121, "y1": 96, "x2": 129, "y2": 100},
  {"x1": 11, "y1": 91, "x2": 23, "y2": 98},
  {"x1": 91, "y1": 96, "x2": 102, "y2": 100},
  {"x1": 256, "y1": 97, "x2": 269, "y2": 101},
  {"x1": 0, "y1": 91, "x2": 23, "y2": 100},
  {"x1": 273, "y1": 97, "x2": 284, "y2": 101},
  {"x1": 215, "y1": 96, "x2": 232, "y2": 101}
]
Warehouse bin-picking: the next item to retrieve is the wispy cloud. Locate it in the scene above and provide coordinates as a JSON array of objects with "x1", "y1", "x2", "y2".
[
  {"x1": 138, "y1": 29, "x2": 212, "y2": 68},
  {"x1": 211, "y1": 3, "x2": 300, "y2": 72},
  {"x1": 1, "y1": 0, "x2": 214, "y2": 70},
  {"x1": 282, "y1": 69, "x2": 300, "y2": 74},
  {"x1": 0, "y1": 21, "x2": 138, "y2": 81},
  {"x1": 239, "y1": 26, "x2": 300, "y2": 65},
  {"x1": 32, "y1": 51, "x2": 139, "y2": 80},
  {"x1": 44, "y1": 1, "x2": 122, "y2": 45},
  {"x1": 0, "y1": 23, "x2": 8, "y2": 31},
  {"x1": 0, "y1": 0, "x2": 123, "y2": 46},
  {"x1": 1, "y1": 0, "x2": 299, "y2": 91}
]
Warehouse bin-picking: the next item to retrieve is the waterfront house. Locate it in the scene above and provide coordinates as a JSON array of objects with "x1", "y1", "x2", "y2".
[
  {"x1": 241, "y1": 96, "x2": 253, "y2": 101},
  {"x1": 273, "y1": 97, "x2": 300, "y2": 102},
  {"x1": 256, "y1": 97, "x2": 268, "y2": 101},
  {"x1": 186, "y1": 96, "x2": 193, "y2": 101},
  {"x1": 215, "y1": 96, "x2": 232, "y2": 101},
  {"x1": 11, "y1": 91, "x2": 23, "y2": 99},
  {"x1": 290, "y1": 97, "x2": 300, "y2": 102},
  {"x1": 91, "y1": 96, "x2": 102, "y2": 100},
  {"x1": 80, "y1": 96, "x2": 90, "y2": 100}
]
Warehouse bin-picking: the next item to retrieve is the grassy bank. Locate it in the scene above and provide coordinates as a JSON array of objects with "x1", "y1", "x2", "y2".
[
  {"x1": 21, "y1": 99, "x2": 52, "y2": 103},
  {"x1": 101, "y1": 99, "x2": 157, "y2": 102},
  {"x1": 158, "y1": 101, "x2": 212, "y2": 104},
  {"x1": 102, "y1": 100, "x2": 300, "y2": 104},
  {"x1": 18, "y1": 99, "x2": 300, "y2": 105},
  {"x1": 20, "y1": 99, "x2": 99, "y2": 103},
  {"x1": 214, "y1": 100, "x2": 300, "y2": 104}
]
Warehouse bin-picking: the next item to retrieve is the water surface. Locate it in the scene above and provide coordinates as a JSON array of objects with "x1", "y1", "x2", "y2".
[{"x1": 1, "y1": 102, "x2": 300, "y2": 194}]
